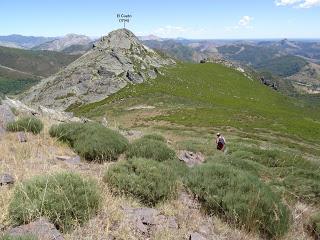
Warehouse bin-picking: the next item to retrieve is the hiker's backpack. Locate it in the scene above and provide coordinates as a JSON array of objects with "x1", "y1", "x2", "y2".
[{"x1": 218, "y1": 137, "x2": 225, "y2": 145}]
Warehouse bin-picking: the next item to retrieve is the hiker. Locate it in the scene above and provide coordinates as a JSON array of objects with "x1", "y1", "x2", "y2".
[{"x1": 216, "y1": 133, "x2": 226, "y2": 151}]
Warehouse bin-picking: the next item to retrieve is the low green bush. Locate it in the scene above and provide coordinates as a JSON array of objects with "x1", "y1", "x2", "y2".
[
  {"x1": 279, "y1": 169, "x2": 320, "y2": 203},
  {"x1": 186, "y1": 162, "x2": 290, "y2": 238},
  {"x1": 9, "y1": 172, "x2": 101, "y2": 232},
  {"x1": 0, "y1": 235, "x2": 37, "y2": 240},
  {"x1": 104, "y1": 158, "x2": 178, "y2": 206},
  {"x1": 206, "y1": 152, "x2": 271, "y2": 178},
  {"x1": 142, "y1": 134, "x2": 166, "y2": 142},
  {"x1": 6, "y1": 117, "x2": 43, "y2": 134},
  {"x1": 310, "y1": 212, "x2": 320, "y2": 238},
  {"x1": 126, "y1": 138, "x2": 175, "y2": 161},
  {"x1": 49, "y1": 122, "x2": 129, "y2": 161}
]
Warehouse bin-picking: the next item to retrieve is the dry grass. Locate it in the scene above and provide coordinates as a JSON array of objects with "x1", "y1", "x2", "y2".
[
  {"x1": 0, "y1": 118, "x2": 74, "y2": 227},
  {"x1": 0, "y1": 116, "x2": 318, "y2": 239}
]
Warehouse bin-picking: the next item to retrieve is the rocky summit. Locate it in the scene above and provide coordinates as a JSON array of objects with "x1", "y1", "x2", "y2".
[{"x1": 21, "y1": 28, "x2": 175, "y2": 110}]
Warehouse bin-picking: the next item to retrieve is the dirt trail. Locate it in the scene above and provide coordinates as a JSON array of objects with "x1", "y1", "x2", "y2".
[{"x1": 0, "y1": 64, "x2": 43, "y2": 78}]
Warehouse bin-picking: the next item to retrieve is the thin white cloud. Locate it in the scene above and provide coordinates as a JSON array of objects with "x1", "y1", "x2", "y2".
[
  {"x1": 275, "y1": 0, "x2": 320, "y2": 8},
  {"x1": 275, "y1": 0, "x2": 301, "y2": 6},
  {"x1": 299, "y1": 0, "x2": 320, "y2": 8},
  {"x1": 225, "y1": 16, "x2": 254, "y2": 32},
  {"x1": 152, "y1": 25, "x2": 207, "y2": 38},
  {"x1": 238, "y1": 16, "x2": 254, "y2": 27}
]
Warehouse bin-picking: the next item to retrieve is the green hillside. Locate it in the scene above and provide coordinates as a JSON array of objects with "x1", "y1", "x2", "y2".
[
  {"x1": 0, "y1": 46, "x2": 80, "y2": 95},
  {"x1": 73, "y1": 63, "x2": 320, "y2": 143},
  {"x1": 217, "y1": 45, "x2": 278, "y2": 66},
  {"x1": 70, "y1": 62, "x2": 320, "y2": 238},
  {"x1": 143, "y1": 40, "x2": 198, "y2": 62},
  {"x1": 256, "y1": 55, "x2": 308, "y2": 77},
  {"x1": 0, "y1": 46, "x2": 80, "y2": 77}
]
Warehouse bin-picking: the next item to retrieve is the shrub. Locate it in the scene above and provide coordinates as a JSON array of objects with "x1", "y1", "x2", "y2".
[
  {"x1": 280, "y1": 169, "x2": 320, "y2": 204},
  {"x1": 186, "y1": 162, "x2": 290, "y2": 238},
  {"x1": 206, "y1": 152, "x2": 271, "y2": 178},
  {"x1": 0, "y1": 236, "x2": 37, "y2": 240},
  {"x1": 9, "y1": 172, "x2": 101, "y2": 232},
  {"x1": 104, "y1": 158, "x2": 178, "y2": 206},
  {"x1": 310, "y1": 212, "x2": 320, "y2": 238},
  {"x1": 142, "y1": 134, "x2": 166, "y2": 142},
  {"x1": 126, "y1": 138, "x2": 175, "y2": 161},
  {"x1": 49, "y1": 122, "x2": 129, "y2": 161},
  {"x1": 6, "y1": 117, "x2": 43, "y2": 134},
  {"x1": 225, "y1": 147, "x2": 320, "y2": 204}
]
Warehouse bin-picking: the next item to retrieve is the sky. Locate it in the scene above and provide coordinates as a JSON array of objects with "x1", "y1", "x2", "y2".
[{"x1": 0, "y1": 0, "x2": 320, "y2": 39}]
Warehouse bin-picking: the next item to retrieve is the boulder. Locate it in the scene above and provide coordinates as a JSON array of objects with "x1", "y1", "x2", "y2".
[
  {"x1": 56, "y1": 155, "x2": 81, "y2": 165},
  {"x1": 178, "y1": 151, "x2": 204, "y2": 167},
  {"x1": 6, "y1": 218, "x2": 64, "y2": 240},
  {"x1": 123, "y1": 207, "x2": 178, "y2": 235},
  {"x1": 189, "y1": 232, "x2": 207, "y2": 240},
  {"x1": 126, "y1": 71, "x2": 144, "y2": 83},
  {"x1": 0, "y1": 173, "x2": 15, "y2": 186},
  {"x1": 120, "y1": 129, "x2": 143, "y2": 140}
]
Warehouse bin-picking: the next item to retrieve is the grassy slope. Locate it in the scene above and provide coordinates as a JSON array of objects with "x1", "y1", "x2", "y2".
[
  {"x1": 0, "y1": 46, "x2": 80, "y2": 77},
  {"x1": 73, "y1": 63, "x2": 320, "y2": 144},
  {"x1": 71, "y1": 62, "x2": 320, "y2": 238}
]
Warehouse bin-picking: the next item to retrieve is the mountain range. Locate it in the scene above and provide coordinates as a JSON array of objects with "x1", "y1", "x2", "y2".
[
  {"x1": 1, "y1": 31, "x2": 320, "y2": 97},
  {"x1": 32, "y1": 34, "x2": 92, "y2": 53}
]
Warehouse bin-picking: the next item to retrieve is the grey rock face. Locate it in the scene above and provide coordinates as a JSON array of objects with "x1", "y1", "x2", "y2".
[
  {"x1": 0, "y1": 104, "x2": 15, "y2": 132},
  {"x1": 21, "y1": 28, "x2": 175, "y2": 110},
  {"x1": 126, "y1": 70, "x2": 144, "y2": 83},
  {"x1": 6, "y1": 218, "x2": 64, "y2": 240},
  {"x1": 0, "y1": 173, "x2": 15, "y2": 185},
  {"x1": 2, "y1": 98, "x2": 88, "y2": 123}
]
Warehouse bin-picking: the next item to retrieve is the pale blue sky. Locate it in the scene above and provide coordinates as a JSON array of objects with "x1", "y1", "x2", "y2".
[{"x1": 0, "y1": 0, "x2": 319, "y2": 39}]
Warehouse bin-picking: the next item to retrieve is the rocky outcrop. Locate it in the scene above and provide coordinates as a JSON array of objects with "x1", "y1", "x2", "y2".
[
  {"x1": 56, "y1": 155, "x2": 81, "y2": 165},
  {"x1": 0, "y1": 173, "x2": 15, "y2": 186},
  {"x1": 0, "y1": 104, "x2": 15, "y2": 131},
  {"x1": 123, "y1": 207, "x2": 178, "y2": 236},
  {"x1": 178, "y1": 150, "x2": 205, "y2": 167},
  {"x1": 21, "y1": 28, "x2": 175, "y2": 110},
  {"x1": 6, "y1": 218, "x2": 64, "y2": 240},
  {"x1": 2, "y1": 98, "x2": 88, "y2": 123}
]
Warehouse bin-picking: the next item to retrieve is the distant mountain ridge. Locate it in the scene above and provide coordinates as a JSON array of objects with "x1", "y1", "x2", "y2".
[
  {"x1": 32, "y1": 34, "x2": 92, "y2": 53},
  {"x1": 0, "y1": 34, "x2": 56, "y2": 48}
]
